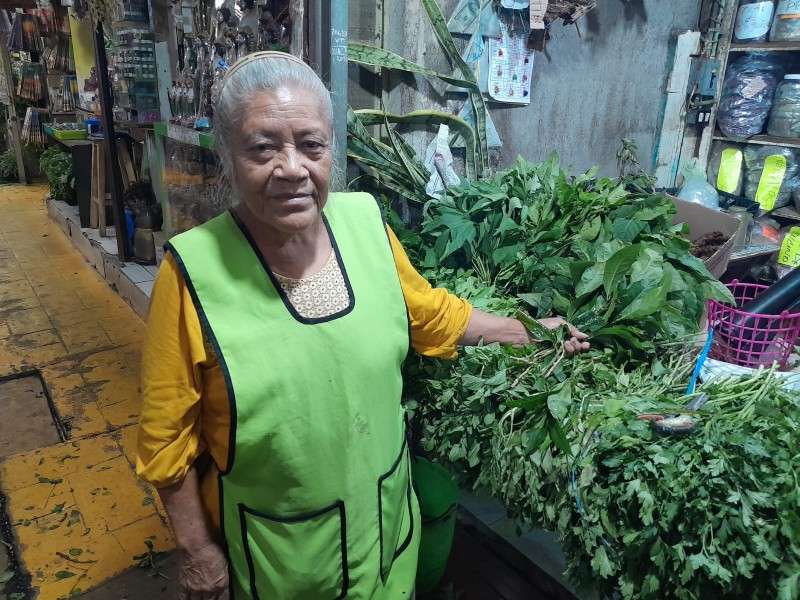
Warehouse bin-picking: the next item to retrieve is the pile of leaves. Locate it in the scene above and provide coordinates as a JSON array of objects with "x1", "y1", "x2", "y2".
[{"x1": 396, "y1": 155, "x2": 800, "y2": 598}]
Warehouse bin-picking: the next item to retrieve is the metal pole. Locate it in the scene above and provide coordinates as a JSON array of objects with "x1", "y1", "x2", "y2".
[
  {"x1": 0, "y1": 32, "x2": 27, "y2": 184},
  {"x1": 322, "y1": 0, "x2": 348, "y2": 179},
  {"x1": 92, "y1": 21, "x2": 132, "y2": 261}
]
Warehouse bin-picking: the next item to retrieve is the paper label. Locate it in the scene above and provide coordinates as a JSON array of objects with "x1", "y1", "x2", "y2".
[
  {"x1": 717, "y1": 148, "x2": 743, "y2": 193},
  {"x1": 778, "y1": 227, "x2": 800, "y2": 267},
  {"x1": 755, "y1": 155, "x2": 787, "y2": 211},
  {"x1": 735, "y1": 2, "x2": 775, "y2": 39},
  {"x1": 742, "y1": 76, "x2": 767, "y2": 98},
  {"x1": 530, "y1": 0, "x2": 547, "y2": 29},
  {"x1": 776, "y1": 0, "x2": 800, "y2": 19},
  {"x1": 166, "y1": 124, "x2": 199, "y2": 147},
  {"x1": 488, "y1": 23, "x2": 534, "y2": 104}
]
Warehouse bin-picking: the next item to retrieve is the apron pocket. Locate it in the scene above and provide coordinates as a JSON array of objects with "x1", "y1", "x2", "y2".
[
  {"x1": 239, "y1": 501, "x2": 348, "y2": 600},
  {"x1": 378, "y1": 439, "x2": 414, "y2": 582}
]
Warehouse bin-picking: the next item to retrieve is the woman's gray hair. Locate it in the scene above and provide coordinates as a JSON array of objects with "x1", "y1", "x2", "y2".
[{"x1": 213, "y1": 53, "x2": 343, "y2": 197}]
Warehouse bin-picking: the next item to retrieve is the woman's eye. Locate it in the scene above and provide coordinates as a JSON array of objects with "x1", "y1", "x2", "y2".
[
  {"x1": 304, "y1": 141, "x2": 324, "y2": 151},
  {"x1": 253, "y1": 143, "x2": 273, "y2": 153}
]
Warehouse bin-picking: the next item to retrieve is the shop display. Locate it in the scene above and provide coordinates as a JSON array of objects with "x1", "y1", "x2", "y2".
[
  {"x1": 767, "y1": 74, "x2": 800, "y2": 137},
  {"x1": 15, "y1": 61, "x2": 47, "y2": 101},
  {"x1": 110, "y1": 27, "x2": 160, "y2": 123},
  {"x1": 717, "y1": 53, "x2": 783, "y2": 141},
  {"x1": 167, "y1": 0, "x2": 293, "y2": 130},
  {"x1": 734, "y1": 0, "x2": 776, "y2": 43},
  {"x1": 776, "y1": 225, "x2": 800, "y2": 277},
  {"x1": 769, "y1": 0, "x2": 800, "y2": 41}
]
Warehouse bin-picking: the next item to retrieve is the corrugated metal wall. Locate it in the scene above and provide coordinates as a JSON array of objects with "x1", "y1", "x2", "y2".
[{"x1": 374, "y1": 0, "x2": 701, "y2": 177}]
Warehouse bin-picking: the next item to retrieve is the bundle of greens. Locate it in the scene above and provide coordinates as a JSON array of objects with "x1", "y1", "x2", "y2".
[
  {"x1": 39, "y1": 146, "x2": 74, "y2": 202},
  {"x1": 396, "y1": 155, "x2": 799, "y2": 598}
]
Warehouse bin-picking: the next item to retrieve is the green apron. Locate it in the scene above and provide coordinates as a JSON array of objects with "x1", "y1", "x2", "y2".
[{"x1": 167, "y1": 192, "x2": 419, "y2": 599}]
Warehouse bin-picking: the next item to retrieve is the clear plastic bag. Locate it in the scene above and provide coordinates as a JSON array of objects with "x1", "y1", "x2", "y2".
[
  {"x1": 677, "y1": 158, "x2": 720, "y2": 210},
  {"x1": 717, "y1": 53, "x2": 784, "y2": 141},
  {"x1": 767, "y1": 76, "x2": 800, "y2": 137},
  {"x1": 742, "y1": 145, "x2": 798, "y2": 208}
]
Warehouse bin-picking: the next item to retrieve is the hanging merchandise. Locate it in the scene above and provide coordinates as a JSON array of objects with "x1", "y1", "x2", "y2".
[
  {"x1": 734, "y1": 0, "x2": 776, "y2": 43},
  {"x1": 488, "y1": 22, "x2": 534, "y2": 104},
  {"x1": 7, "y1": 12, "x2": 43, "y2": 53},
  {"x1": 708, "y1": 141, "x2": 744, "y2": 195},
  {"x1": 717, "y1": 53, "x2": 783, "y2": 141},
  {"x1": 766, "y1": 74, "x2": 800, "y2": 137},
  {"x1": 20, "y1": 107, "x2": 45, "y2": 144},
  {"x1": 16, "y1": 62, "x2": 48, "y2": 102},
  {"x1": 676, "y1": 158, "x2": 720, "y2": 210},
  {"x1": 770, "y1": 0, "x2": 800, "y2": 41},
  {"x1": 743, "y1": 145, "x2": 798, "y2": 210}
]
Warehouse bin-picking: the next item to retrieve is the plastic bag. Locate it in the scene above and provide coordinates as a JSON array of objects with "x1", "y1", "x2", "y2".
[
  {"x1": 742, "y1": 145, "x2": 798, "y2": 208},
  {"x1": 717, "y1": 53, "x2": 784, "y2": 141},
  {"x1": 677, "y1": 158, "x2": 720, "y2": 209},
  {"x1": 707, "y1": 141, "x2": 744, "y2": 195}
]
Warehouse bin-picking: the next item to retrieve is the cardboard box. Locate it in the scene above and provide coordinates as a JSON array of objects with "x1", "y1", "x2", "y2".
[{"x1": 670, "y1": 196, "x2": 742, "y2": 279}]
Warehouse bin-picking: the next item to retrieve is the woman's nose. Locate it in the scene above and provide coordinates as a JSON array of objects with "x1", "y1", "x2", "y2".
[{"x1": 275, "y1": 148, "x2": 306, "y2": 180}]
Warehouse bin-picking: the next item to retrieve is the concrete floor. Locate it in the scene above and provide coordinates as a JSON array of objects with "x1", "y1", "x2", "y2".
[{"x1": 0, "y1": 184, "x2": 172, "y2": 600}]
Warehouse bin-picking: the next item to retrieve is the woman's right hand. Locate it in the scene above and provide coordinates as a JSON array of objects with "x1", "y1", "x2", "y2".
[{"x1": 178, "y1": 541, "x2": 230, "y2": 600}]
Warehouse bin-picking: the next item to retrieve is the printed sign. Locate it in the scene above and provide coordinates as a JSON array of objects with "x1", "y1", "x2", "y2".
[{"x1": 488, "y1": 23, "x2": 534, "y2": 104}]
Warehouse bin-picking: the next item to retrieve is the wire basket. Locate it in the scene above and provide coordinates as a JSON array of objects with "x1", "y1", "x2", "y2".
[{"x1": 707, "y1": 280, "x2": 800, "y2": 369}]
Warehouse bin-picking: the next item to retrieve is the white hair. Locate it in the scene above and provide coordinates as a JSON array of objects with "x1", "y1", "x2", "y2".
[{"x1": 212, "y1": 54, "x2": 343, "y2": 196}]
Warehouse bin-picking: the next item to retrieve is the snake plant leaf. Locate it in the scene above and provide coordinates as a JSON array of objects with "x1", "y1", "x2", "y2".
[
  {"x1": 420, "y1": 0, "x2": 491, "y2": 177},
  {"x1": 355, "y1": 109, "x2": 477, "y2": 181},
  {"x1": 348, "y1": 42, "x2": 489, "y2": 178},
  {"x1": 347, "y1": 140, "x2": 430, "y2": 204},
  {"x1": 381, "y1": 113, "x2": 430, "y2": 190}
]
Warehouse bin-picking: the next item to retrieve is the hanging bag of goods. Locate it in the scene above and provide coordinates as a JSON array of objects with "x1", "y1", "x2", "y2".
[
  {"x1": 743, "y1": 145, "x2": 799, "y2": 210},
  {"x1": 717, "y1": 53, "x2": 784, "y2": 141}
]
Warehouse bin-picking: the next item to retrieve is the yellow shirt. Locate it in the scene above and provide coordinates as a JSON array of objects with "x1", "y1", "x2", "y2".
[{"x1": 136, "y1": 226, "x2": 472, "y2": 526}]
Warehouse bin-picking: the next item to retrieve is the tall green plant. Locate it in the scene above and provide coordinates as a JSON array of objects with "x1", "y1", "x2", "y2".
[
  {"x1": 0, "y1": 150, "x2": 18, "y2": 182},
  {"x1": 347, "y1": 0, "x2": 492, "y2": 202},
  {"x1": 39, "y1": 146, "x2": 74, "y2": 202}
]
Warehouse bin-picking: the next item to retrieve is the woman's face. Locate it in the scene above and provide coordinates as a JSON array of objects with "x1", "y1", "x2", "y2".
[{"x1": 230, "y1": 86, "x2": 332, "y2": 237}]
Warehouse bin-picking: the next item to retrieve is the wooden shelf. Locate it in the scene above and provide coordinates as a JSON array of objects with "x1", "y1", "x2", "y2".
[
  {"x1": 713, "y1": 129, "x2": 800, "y2": 149},
  {"x1": 729, "y1": 41, "x2": 800, "y2": 52},
  {"x1": 773, "y1": 207, "x2": 800, "y2": 221},
  {"x1": 729, "y1": 244, "x2": 781, "y2": 262}
]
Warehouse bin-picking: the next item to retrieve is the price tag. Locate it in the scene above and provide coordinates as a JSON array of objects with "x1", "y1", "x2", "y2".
[
  {"x1": 755, "y1": 154, "x2": 787, "y2": 211},
  {"x1": 778, "y1": 226, "x2": 800, "y2": 267},
  {"x1": 717, "y1": 148, "x2": 743, "y2": 193}
]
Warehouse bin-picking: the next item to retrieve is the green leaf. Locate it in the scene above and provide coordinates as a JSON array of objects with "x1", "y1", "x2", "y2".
[
  {"x1": 591, "y1": 545, "x2": 615, "y2": 578},
  {"x1": 0, "y1": 571, "x2": 13, "y2": 583},
  {"x1": 55, "y1": 571, "x2": 76, "y2": 580},
  {"x1": 576, "y1": 263, "x2": 606, "y2": 296},
  {"x1": 617, "y1": 271, "x2": 672, "y2": 321},
  {"x1": 546, "y1": 382, "x2": 572, "y2": 421},
  {"x1": 603, "y1": 245, "x2": 641, "y2": 295},
  {"x1": 612, "y1": 218, "x2": 647, "y2": 242}
]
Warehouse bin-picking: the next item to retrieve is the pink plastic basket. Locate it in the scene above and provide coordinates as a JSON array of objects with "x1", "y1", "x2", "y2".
[{"x1": 707, "y1": 280, "x2": 800, "y2": 369}]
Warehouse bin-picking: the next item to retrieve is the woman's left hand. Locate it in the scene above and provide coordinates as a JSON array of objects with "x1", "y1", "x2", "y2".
[{"x1": 537, "y1": 317, "x2": 590, "y2": 357}]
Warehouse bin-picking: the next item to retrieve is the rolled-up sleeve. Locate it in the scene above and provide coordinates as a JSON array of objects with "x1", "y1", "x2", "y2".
[
  {"x1": 136, "y1": 253, "x2": 208, "y2": 488},
  {"x1": 388, "y1": 227, "x2": 473, "y2": 360}
]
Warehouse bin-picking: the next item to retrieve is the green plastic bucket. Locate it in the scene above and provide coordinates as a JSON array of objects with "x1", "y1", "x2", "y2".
[{"x1": 412, "y1": 457, "x2": 459, "y2": 594}]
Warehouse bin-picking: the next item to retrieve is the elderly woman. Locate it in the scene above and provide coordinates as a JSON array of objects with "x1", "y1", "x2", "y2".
[{"x1": 137, "y1": 51, "x2": 588, "y2": 600}]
